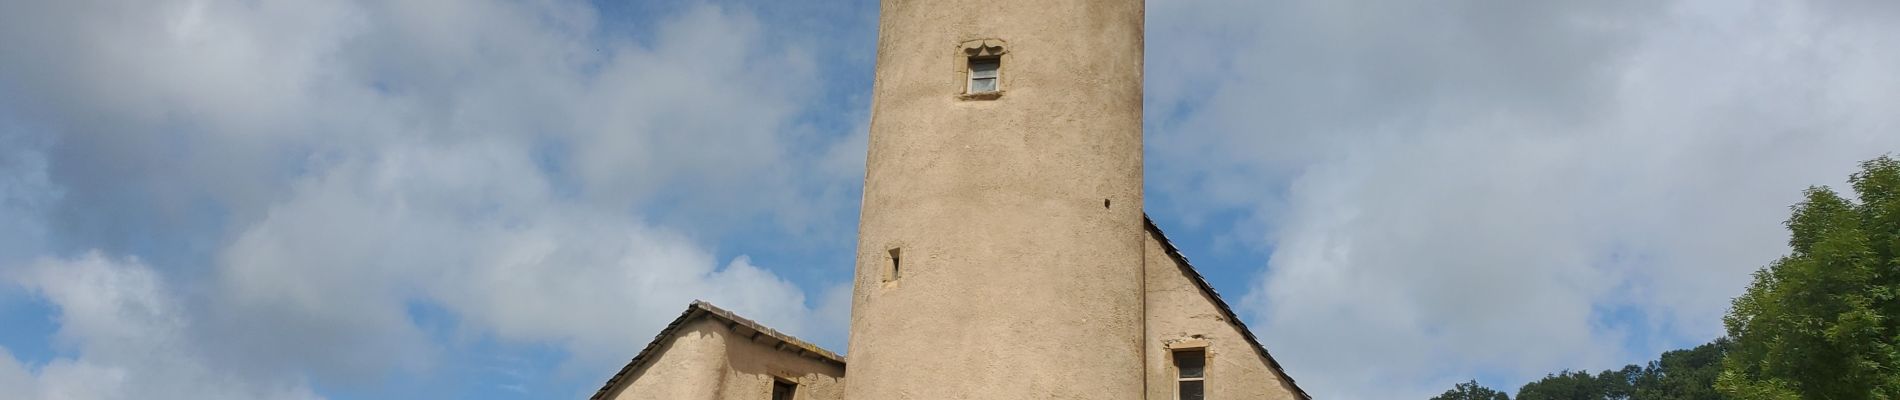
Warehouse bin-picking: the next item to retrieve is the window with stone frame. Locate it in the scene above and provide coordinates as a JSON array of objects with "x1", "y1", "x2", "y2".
[
  {"x1": 958, "y1": 39, "x2": 1006, "y2": 98},
  {"x1": 1174, "y1": 349, "x2": 1206, "y2": 400},
  {"x1": 967, "y1": 57, "x2": 1000, "y2": 94}
]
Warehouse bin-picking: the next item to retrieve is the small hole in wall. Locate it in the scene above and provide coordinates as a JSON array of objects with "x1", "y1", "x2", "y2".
[
  {"x1": 1104, "y1": 199, "x2": 1112, "y2": 209},
  {"x1": 885, "y1": 248, "x2": 902, "y2": 282}
]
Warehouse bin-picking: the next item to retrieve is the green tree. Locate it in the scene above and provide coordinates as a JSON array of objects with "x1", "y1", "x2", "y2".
[
  {"x1": 1633, "y1": 339, "x2": 1731, "y2": 400},
  {"x1": 1517, "y1": 370, "x2": 1611, "y2": 400},
  {"x1": 1433, "y1": 380, "x2": 1511, "y2": 400},
  {"x1": 1433, "y1": 339, "x2": 1730, "y2": 400},
  {"x1": 1718, "y1": 156, "x2": 1900, "y2": 399}
]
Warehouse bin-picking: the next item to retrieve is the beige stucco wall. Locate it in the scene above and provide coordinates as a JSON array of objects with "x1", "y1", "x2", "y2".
[
  {"x1": 845, "y1": 0, "x2": 1148, "y2": 399},
  {"x1": 1143, "y1": 230, "x2": 1302, "y2": 400},
  {"x1": 609, "y1": 319, "x2": 729, "y2": 400},
  {"x1": 605, "y1": 318, "x2": 845, "y2": 400},
  {"x1": 717, "y1": 326, "x2": 846, "y2": 400}
]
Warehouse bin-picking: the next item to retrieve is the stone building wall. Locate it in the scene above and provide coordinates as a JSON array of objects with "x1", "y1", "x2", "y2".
[
  {"x1": 717, "y1": 323, "x2": 846, "y2": 400},
  {"x1": 604, "y1": 317, "x2": 845, "y2": 400},
  {"x1": 608, "y1": 319, "x2": 728, "y2": 400},
  {"x1": 846, "y1": 0, "x2": 1149, "y2": 398},
  {"x1": 1144, "y1": 228, "x2": 1305, "y2": 400}
]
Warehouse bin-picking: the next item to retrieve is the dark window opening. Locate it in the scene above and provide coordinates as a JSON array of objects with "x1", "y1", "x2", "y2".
[
  {"x1": 885, "y1": 248, "x2": 902, "y2": 282},
  {"x1": 772, "y1": 380, "x2": 797, "y2": 400},
  {"x1": 1178, "y1": 381, "x2": 1205, "y2": 400},
  {"x1": 1175, "y1": 349, "x2": 1206, "y2": 400}
]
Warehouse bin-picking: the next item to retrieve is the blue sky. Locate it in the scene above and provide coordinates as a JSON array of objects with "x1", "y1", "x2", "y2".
[{"x1": 2, "y1": 0, "x2": 1900, "y2": 399}]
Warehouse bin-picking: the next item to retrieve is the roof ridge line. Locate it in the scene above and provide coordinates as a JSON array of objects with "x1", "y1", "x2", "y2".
[
  {"x1": 1144, "y1": 214, "x2": 1312, "y2": 400},
  {"x1": 589, "y1": 300, "x2": 845, "y2": 400}
]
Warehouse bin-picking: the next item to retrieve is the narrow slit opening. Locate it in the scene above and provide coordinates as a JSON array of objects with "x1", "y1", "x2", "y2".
[{"x1": 886, "y1": 248, "x2": 902, "y2": 282}]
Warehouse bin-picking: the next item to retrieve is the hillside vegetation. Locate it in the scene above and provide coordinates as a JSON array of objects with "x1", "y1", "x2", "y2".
[{"x1": 1431, "y1": 156, "x2": 1900, "y2": 400}]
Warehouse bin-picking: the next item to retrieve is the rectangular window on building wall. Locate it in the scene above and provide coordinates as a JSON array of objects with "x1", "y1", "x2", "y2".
[
  {"x1": 1175, "y1": 349, "x2": 1206, "y2": 400},
  {"x1": 772, "y1": 379, "x2": 797, "y2": 400},
  {"x1": 967, "y1": 57, "x2": 999, "y2": 93}
]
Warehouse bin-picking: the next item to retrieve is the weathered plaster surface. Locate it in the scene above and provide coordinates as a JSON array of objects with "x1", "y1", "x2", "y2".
[
  {"x1": 719, "y1": 326, "x2": 846, "y2": 400},
  {"x1": 606, "y1": 318, "x2": 845, "y2": 400},
  {"x1": 610, "y1": 319, "x2": 729, "y2": 400},
  {"x1": 1143, "y1": 230, "x2": 1303, "y2": 400},
  {"x1": 845, "y1": 0, "x2": 1148, "y2": 399}
]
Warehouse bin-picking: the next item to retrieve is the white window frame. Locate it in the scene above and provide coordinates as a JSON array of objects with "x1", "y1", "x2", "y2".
[
  {"x1": 1174, "y1": 348, "x2": 1207, "y2": 400},
  {"x1": 966, "y1": 57, "x2": 1000, "y2": 94}
]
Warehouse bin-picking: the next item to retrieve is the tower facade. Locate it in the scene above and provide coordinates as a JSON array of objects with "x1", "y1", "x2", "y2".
[{"x1": 845, "y1": 1, "x2": 1147, "y2": 399}]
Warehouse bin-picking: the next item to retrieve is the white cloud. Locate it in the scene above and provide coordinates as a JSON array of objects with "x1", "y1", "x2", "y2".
[
  {"x1": 0, "y1": 348, "x2": 29, "y2": 396},
  {"x1": 0, "y1": 0, "x2": 860, "y2": 395},
  {"x1": 2, "y1": 253, "x2": 323, "y2": 400},
  {"x1": 29, "y1": 0, "x2": 1892, "y2": 398},
  {"x1": 1149, "y1": 0, "x2": 1900, "y2": 397},
  {"x1": 209, "y1": 139, "x2": 834, "y2": 381}
]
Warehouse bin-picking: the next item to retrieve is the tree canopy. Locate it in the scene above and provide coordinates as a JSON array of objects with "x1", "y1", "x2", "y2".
[
  {"x1": 1432, "y1": 380, "x2": 1511, "y2": 400},
  {"x1": 1719, "y1": 156, "x2": 1900, "y2": 399},
  {"x1": 1429, "y1": 156, "x2": 1900, "y2": 400},
  {"x1": 1425, "y1": 339, "x2": 1730, "y2": 400}
]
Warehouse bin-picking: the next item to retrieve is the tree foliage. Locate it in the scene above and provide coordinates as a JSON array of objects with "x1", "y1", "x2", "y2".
[
  {"x1": 1432, "y1": 380, "x2": 1512, "y2": 400},
  {"x1": 1516, "y1": 370, "x2": 1615, "y2": 400},
  {"x1": 1636, "y1": 340, "x2": 1731, "y2": 400},
  {"x1": 1719, "y1": 156, "x2": 1900, "y2": 399},
  {"x1": 1428, "y1": 340, "x2": 1731, "y2": 400},
  {"x1": 1505, "y1": 340, "x2": 1731, "y2": 400},
  {"x1": 1429, "y1": 156, "x2": 1900, "y2": 400}
]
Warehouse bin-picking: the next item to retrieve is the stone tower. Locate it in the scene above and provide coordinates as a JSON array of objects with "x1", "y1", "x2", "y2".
[{"x1": 844, "y1": 1, "x2": 1147, "y2": 399}]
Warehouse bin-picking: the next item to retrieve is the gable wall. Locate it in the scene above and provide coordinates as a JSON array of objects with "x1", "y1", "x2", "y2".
[
  {"x1": 605, "y1": 317, "x2": 845, "y2": 400},
  {"x1": 1144, "y1": 230, "x2": 1301, "y2": 400},
  {"x1": 610, "y1": 318, "x2": 731, "y2": 400},
  {"x1": 716, "y1": 325, "x2": 845, "y2": 400}
]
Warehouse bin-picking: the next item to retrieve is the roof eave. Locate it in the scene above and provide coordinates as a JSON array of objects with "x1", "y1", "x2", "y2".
[{"x1": 1145, "y1": 215, "x2": 1313, "y2": 400}]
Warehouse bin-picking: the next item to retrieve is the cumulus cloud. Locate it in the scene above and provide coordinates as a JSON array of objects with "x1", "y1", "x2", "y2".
[
  {"x1": 21, "y1": 0, "x2": 1893, "y2": 398},
  {"x1": 0, "y1": 0, "x2": 862, "y2": 396},
  {"x1": 2, "y1": 253, "x2": 322, "y2": 400},
  {"x1": 1149, "y1": 0, "x2": 1900, "y2": 397},
  {"x1": 207, "y1": 139, "x2": 835, "y2": 380}
]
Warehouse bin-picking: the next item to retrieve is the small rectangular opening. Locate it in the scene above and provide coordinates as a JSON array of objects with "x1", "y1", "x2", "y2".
[
  {"x1": 772, "y1": 379, "x2": 797, "y2": 400},
  {"x1": 1174, "y1": 349, "x2": 1206, "y2": 400},
  {"x1": 967, "y1": 57, "x2": 1000, "y2": 94},
  {"x1": 885, "y1": 248, "x2": 902, "y2": 282}
]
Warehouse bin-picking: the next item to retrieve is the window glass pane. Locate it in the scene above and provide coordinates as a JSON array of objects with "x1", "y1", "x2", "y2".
[
  {"x1": 970, "y1": 59, "x2": 999, "y2": 78},
  {"x1": 1174, "y1": 350, "x2": 1205, "y2": 378},
  {"x1": 970, "y1": 78, "x2": 997, "y2": 93},
  {"x1": 1179, "y1": 380, "x2": 1205, "y2": 400}
]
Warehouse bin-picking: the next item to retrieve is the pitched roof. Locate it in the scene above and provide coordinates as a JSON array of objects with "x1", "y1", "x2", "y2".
[
  {"x1": 590, "y1": 300, "x2": 845, "y2": 400},
  {"x1": 593, "y1": 219, "x2": 1308, "y2": 400},
  {"x1": 1145, "y1": 216, "x2": 1313, "y2": 400}
]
